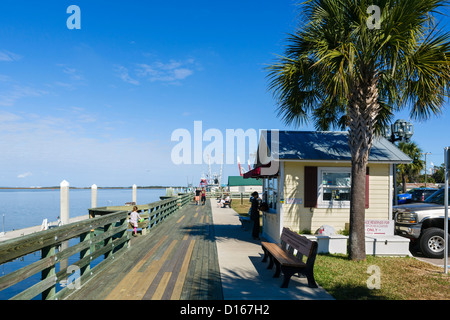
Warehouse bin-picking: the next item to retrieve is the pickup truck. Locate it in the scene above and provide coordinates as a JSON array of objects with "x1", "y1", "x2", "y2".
[{"x1": 394, "y1": 188, "x2": 449, "y2": 258}]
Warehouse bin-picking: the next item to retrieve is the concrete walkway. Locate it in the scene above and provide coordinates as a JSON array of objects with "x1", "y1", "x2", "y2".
[{"x1": 210, "y1": 199, "x2": 334, "y2": 300}]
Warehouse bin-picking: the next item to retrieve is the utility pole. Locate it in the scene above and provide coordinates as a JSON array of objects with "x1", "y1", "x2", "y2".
[
  {"x1": 422, "y1": 152, "x2": 431, "y2": 187},
  {"x1": 444, "y1": 147, "x2": 449, "y2": 274}
]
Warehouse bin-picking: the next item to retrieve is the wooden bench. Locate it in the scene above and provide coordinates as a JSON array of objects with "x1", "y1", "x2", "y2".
[
  {"x1": 218, "y1": 199, "x2": 233, "y2": 209},
  {"x1": 223, "y1": 199, "x2": 232, "y2": 208},
  {"x1": 261, "y1": 227, "x2": 318, "y2": 288}
]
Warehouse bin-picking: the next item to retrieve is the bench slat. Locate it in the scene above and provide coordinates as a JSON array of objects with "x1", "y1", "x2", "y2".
[
  {"x1": 280, "y1": 227, "x2": 312, "y2": 256},
  {"x1": 262, "y1": 242, "x2": 306, "y2": 268}
]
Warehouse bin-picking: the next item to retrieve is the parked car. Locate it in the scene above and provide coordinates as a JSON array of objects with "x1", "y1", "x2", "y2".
[
  {"x1": 394, "y1": 188, "x2": 449, "y2": 258},
  {"x1": 411, "y1": 188, "x2": 438, "y2": 202},
  {"x1": 397, "y1": 189, "x2": 415, "y2": 204},
  {"x1": 397, "y1": 187, "x2": 438, "y2": 204}
]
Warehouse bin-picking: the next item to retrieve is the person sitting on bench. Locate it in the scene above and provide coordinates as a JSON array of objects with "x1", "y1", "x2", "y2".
[{"x1": 223, "y1": 195, "x2": 231, "y2": 208}]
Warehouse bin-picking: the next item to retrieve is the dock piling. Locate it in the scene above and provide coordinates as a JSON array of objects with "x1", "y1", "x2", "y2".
[
  {"x1": 91, "y1": 184, "x2": 97, "y2": 208},
  {"x1": 60, "y1": 180, "x2": 70, "y2": 225}
]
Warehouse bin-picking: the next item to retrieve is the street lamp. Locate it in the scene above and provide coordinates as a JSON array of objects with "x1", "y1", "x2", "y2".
[
  {"x1": 386, "y1": 119, "x2": 414, "y2": 143},
  {"x1": 384, "y1": 119, "x2": 414, "y2": 207}
]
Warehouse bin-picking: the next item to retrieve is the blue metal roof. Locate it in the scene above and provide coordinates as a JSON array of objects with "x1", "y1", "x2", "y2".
[{"x1": 261, "y1": 131, "x2": 412, "y2": 163}]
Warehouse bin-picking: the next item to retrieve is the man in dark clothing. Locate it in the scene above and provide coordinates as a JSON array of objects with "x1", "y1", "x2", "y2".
[
  {"x1": 250, "y1": 191, "x2": 261, "y2": 240},
  {"x1": 201, "y1": 188, "x2": 206, "y2": 205},
  {"x1": 195, "y1": 188, "x2": 201, "y2": 205}
]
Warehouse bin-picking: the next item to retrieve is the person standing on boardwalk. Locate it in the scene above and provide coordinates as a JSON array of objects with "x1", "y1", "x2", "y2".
[
  {"x1": 250, "y1": 191, "x2": 261, "y2": 240},
  {"x1": 129, "y1": 206, "x2": 141, "y2": 237},
  {"x1": 195, "y1": 188, "x2": 201, "y2": 205},
  {"x1": 201, "y1": 188, "x2": 206, "y2": 206}
]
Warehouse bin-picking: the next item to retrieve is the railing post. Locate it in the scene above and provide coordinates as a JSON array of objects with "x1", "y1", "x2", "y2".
[
  {"x1": 79, "y1": 231, "x2": 91, "y2": 278},
  {"x1": 119, "y1": 216, "x2": 130, "y2": 249},
  {"x1": 60, "y1": 180, "x2": 70, "y2": 270},
  {"x1": 41, "y1": 244, "x2": 56, "y2": 300},
  {"x1": 104, "y1": 223, "x2": 113, "y2": 259}
]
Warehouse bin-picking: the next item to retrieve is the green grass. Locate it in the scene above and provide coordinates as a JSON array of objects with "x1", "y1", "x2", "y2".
[
  {"x1": 314, "y1": 254, "x2": 450, "y2": 300},
  {"x1": 230, "y1": 201, "x2": 251, "y2": 215},
  {"x1": 231, "y1": 199, "x2": 450, "y2": 300}
]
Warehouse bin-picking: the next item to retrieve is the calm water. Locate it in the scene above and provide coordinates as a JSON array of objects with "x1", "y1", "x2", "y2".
[
  {"x1": 0, "y1": 188, "x2": 166, "y2": 300},
  {"x1": 0, "y1": 188, "x2": 166, "y2": 232}
]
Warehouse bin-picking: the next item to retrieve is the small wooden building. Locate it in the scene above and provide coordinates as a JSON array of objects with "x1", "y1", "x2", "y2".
[
  {"x1": 244, "y1": 131, "x2": 411, "y2": 243},
  {"x1": 228, "y1": 176, "x2": 262, "y2": 193}
]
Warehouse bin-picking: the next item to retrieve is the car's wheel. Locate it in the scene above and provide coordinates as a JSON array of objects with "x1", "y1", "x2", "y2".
[{"x1": 419, "y1": 228, "x2": 448, "y2": 258}]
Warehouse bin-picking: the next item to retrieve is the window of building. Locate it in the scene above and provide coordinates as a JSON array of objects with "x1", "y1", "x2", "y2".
[
  {"x1": 317, "y1": 167, "x2": 351, "y2": 208},
  {"x1": 263, "y1": 176, "x2": 278, "y2": 211}
]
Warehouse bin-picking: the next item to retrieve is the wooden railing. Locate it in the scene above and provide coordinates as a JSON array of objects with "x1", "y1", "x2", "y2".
[
  {"x1": 207, "y1": 191, "x2": 252, "y2": 199},
  {"x1": 89, "y1": 194, "x2": 191, "y2": 234},
  {"x1": 177, "y1": 192, "x2": 191, "y2": 207},
  {"x1": 0, "y1": 193, "x2": 192, "y2": 300},
  {"x1": 0, "y1": 211, "x2": 129, "y2": 300}
]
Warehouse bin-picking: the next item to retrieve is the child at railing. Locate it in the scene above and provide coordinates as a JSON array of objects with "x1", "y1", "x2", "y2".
[{"x1": 129, "y1": 206, "x2": 142, "y2": 237}]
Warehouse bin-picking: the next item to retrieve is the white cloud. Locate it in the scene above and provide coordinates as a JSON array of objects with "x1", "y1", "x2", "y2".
[
  {"x1": 53, "y1": 81, "x2": 76, "y2": 90},
  {"x1": 114, "y1": 65, "x2": 140, "y2": 85},
  {"x1": 115, "y1": 59, "x2": 196, "y2": 85},
  {"x1": 18, "y1": 172, "x2": 32, "y2": 178},
  {"x1": 0, "y1": 111, "x2": 22, "y2": 122},
  {"x1": 58, "y1": 64, "x2": 84, "y2": 81},
  {"x1": 173, "y1": 68, "x2": 193, "y2": 80},
  {"x1": 0, "y1": 50, "x2": 22, "y2": 62},
  {"x1": 136, "y1": 59, "x2": 195, "y2": 83},
  {"x1": 70, "y1": 107, "x2": 97, "y2": 123},
  {"x1": 0, "y1": 84, "x2": 48, "y2": 107}
]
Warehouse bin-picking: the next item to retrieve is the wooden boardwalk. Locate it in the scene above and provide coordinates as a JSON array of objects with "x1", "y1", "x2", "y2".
[{"x1": 66, "y1": 200, "x2": 223, "y2": 300}]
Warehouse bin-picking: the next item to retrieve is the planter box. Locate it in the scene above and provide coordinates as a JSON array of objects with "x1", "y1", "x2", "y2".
[
  {"x1": 301, "y1": 234, "x2": 411, "y2": 257},
  {"x1": 303, "y1": 235, "x2": 348, "y2": 254},
  {"x1": 365, "y1": 235, "x2": 411, "y2": 256}
]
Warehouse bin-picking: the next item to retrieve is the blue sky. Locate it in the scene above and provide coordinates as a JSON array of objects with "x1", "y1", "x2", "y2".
[{"x1": 0, "y1": 1, "x2": 449, "y2": 188}]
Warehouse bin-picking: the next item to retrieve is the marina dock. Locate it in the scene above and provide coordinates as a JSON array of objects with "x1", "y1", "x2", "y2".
[
  {"x1": 67, "y1": 198, "x2": 222, "y2": 300},
  {"x1": 0, "y1": 195, "x2": 333, "y2": 301}
]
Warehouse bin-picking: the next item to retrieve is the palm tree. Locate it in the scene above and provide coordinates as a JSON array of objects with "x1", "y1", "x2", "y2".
[
  {"x1": 267, "y1": 0, "x2": 450, "y2": 260},
  {"x1": 397, "y1": 141, "x2": 424, "y2": 193}
]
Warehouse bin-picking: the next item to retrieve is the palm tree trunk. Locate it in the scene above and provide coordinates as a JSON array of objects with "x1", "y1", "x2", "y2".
[
  {"x1": 402, "y1": 174, "x2": 407, "y2": 193},
  {"x1": 347, "y1": 70, "x2": 379, "y2": 261},
  {"x1": 349, "y1": 163, "x2": 367, "y2": 260}
]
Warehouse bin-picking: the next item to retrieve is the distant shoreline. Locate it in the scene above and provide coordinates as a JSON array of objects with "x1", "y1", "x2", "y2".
[{"x1": 0, "y1": 186, "x2": 184, "y2": 190}]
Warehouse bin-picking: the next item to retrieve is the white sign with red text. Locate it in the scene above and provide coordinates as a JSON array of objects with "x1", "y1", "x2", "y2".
[{"x1": 365, "y1": 220, "x2": 394, "y2": 235}]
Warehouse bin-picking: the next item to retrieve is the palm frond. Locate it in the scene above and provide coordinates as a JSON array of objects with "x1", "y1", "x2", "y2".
[{"x1": 266, "y1": 0, "x2": 450, "y2": 129}]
